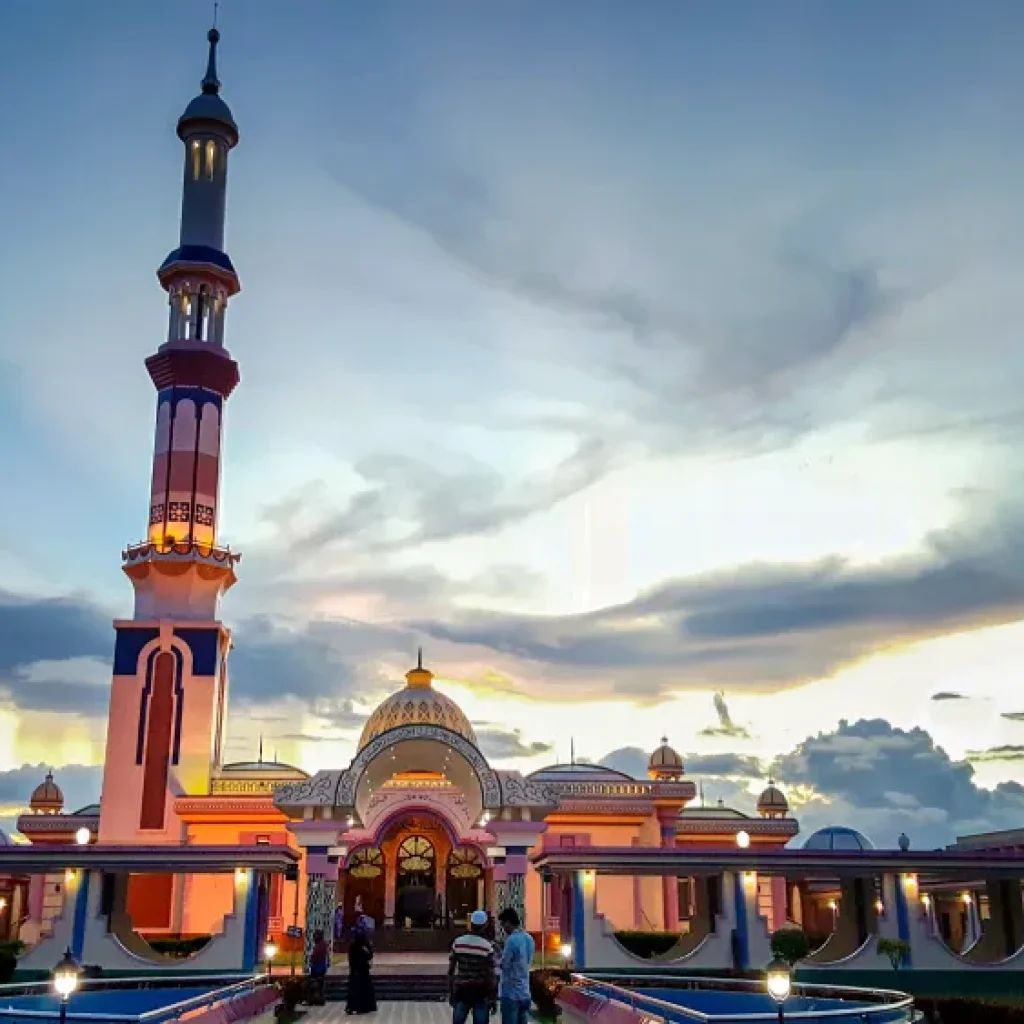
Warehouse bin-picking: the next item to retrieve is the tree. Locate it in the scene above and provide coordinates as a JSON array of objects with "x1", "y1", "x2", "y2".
[
  {"x1": 877, "y1": 937, "x2": 911, "y2": 970},
  {"x1": 770, "y1": 928, "x2": 811, "y2": 965}
]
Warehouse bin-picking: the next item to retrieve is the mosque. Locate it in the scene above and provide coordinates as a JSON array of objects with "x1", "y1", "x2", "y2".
[{"x1": 4, "y1": 30, "x2": 1021, "y2": 980}]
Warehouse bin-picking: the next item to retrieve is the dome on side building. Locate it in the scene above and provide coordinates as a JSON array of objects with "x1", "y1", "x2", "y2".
[
  {"x1": 756, "y1": 780, "x2": 789, "y2": 818},
  {"x1": 648, "y1": 738, "x2": 684, "y2": 780},
  {"x1": 802, "y1": 825, "x2": 875, "y2": 851},
  {"x1": 29, "y1": 771, "x2": 64, "y2": 815}
]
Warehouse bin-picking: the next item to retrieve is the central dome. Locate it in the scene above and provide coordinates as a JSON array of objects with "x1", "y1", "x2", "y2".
[{"x1": 357, "y1": 656, "x2": 477, "y2": 751}]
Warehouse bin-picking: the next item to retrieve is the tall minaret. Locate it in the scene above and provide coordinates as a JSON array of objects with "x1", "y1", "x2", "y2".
[{"x1": 100, "y1": 29, "x2": 241, "y2": 846}]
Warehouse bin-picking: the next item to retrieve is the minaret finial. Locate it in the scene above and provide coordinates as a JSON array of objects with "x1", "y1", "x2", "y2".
[
  {"x1": 258, "y1": 734, "x2": 263, "y2": 763},
  {"x1": 570, "y1": 737, "x2": 575, "y2": 765},
  {"x1": 202, "y1": 23, "x2": 222, "y2": 95},
  {"x1": 417, "y1": 646, "x2": 423, "y2": 670}
]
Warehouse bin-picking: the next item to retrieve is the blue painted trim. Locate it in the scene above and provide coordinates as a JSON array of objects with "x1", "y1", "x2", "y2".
[
  {"x1": 242, "y1": 871, "x2": 260, "y2": 973},
  {"x1": 571, "y1": 872, "x2": 586, "y2": 971},
  {"x1": 113, "y1": 627, "x2": 159, "y2": 675},
  {"x1": 70, "y1": 872, "x2": 91, "y2": 961},
  {"x1": 171, "y1": 650, "x2": 184, "y2": 765},
  {"x1": 893, "y1": 876, "x2": 912, "y2": 968},
  {"x1": 732, "y1": 873, "x2": 749, "y2": 971},
  {"x1": 157, "y1": 386, "x2": 224, "y2": 411},
  {"x1": 175, "y1": 628, "x2": 220, "y2": 676}
]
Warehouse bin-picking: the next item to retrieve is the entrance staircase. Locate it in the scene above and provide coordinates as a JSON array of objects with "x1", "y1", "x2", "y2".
[
  {"x1": 323, "y1": 974, "x2": 449, "y2": 1003},
  {"x1": 370, "y1": 927, "x2": 463, "y2": 953}
]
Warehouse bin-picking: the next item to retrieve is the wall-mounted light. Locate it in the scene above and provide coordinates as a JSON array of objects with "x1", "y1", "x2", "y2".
[
  {"x1": 735, "y1": 830, "x2": 751, "y2": 849},
  {"x1": 64, "y1": 869, "x2": 76, "y2": 885},
  {"x1": 235, "y1": 868, "x2": 248, "y2": 886},
  {"x1": 921, "y1": 894, "x2": 931, "y2": 908},
  {"x1": 962, "y1": 892, "x2": 973, "y2": 906},
  {"x1": 560, "y1": 942, "x2": 572, "y2": 966},
  {"x1": 827, "y1": 899, "x2": 837, "y2": 911},
  {"x1": 74, "y1": 827, "x2": 90, "y2": 846},
  {"x1": 874, "y1": 899, "x2": 884, "y2": 914}
]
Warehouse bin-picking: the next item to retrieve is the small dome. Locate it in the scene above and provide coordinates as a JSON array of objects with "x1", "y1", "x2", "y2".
[
  {"x1": 648, "y1": 738, "x2": 683, "y2": 780},
  {"x1": 176, "y1": 30, "x2": 239, "y2": 147},
  {"x1": 802, "y1": 826, "x2": 875, "y2": 852},
  {"x1": 30, "y1": 771, "x2": 64, "y2": 814},
  {"x1": 756, "y1": 780, "x2": 789, "y2": 818},
  {"x1": 357, "y1": 657, "x2": 477, "y2": 751}
]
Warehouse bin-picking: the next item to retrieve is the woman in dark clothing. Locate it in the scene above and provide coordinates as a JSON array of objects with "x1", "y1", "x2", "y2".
[{"x1": 346, "y1": 917, "x2": 378, "y2": 1015}]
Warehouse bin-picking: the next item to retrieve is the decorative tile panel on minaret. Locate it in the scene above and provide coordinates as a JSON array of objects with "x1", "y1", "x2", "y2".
[{"x1": 99, "y1": 30, "x2": 242, "y2": 862}]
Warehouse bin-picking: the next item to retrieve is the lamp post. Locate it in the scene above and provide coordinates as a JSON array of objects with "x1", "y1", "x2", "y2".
[
  {"x1": 52, "y1": 948, "x2": 82, "y2": 1024},
  {"x1": 264, "y1": 939, "x2": 278, "y2": 980},
  {"x1": 765, "y1": 956, "x2": 792, "y2": 1023}
]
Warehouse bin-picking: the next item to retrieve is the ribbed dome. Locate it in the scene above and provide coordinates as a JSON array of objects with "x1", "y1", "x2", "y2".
[
  {"x1": 648, "y1": 737, "x2": 683, "y2": 779},
  {"x1": 357, "y1": 658, "x2": 477, "y2": 751},
  {"x1": 757, "y1": 780, "x2": 789, "y2": 817},
  {"x1": 30, "y1": 771, "x2": 64, "y2": 814}
]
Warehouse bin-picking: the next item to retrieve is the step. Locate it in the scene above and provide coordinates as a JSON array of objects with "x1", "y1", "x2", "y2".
[{"x1": 322, "y1": 977, "x2": 450, "y2": 1003}]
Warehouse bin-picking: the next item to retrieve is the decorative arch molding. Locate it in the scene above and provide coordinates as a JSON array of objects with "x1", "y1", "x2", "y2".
[
  {"x1": 365, "y1": 801, "x2": 485, "y2": 853},
  {"x1": 335, "y1": 724, "x2": 501, "y2": 809}
]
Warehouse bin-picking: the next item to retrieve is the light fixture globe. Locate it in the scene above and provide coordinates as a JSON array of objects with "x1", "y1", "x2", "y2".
[
  {"x1": 75, "y1": 827, "x2": 91, "y2": 846},
  {"x1": 264, "y1": 939, "x2": 278, "y2": 961},
  {"x1": 52, "y1": 948, "x2": 82, "y2": 1000},
  {"x1": 765, "y1": 957, "x2": 792, "y2": 1004},
  {"x1": 736, "y1": 830, "x2": 751, "y2": 849}
]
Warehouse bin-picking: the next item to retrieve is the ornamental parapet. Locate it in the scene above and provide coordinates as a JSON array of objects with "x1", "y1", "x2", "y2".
[{"x1": 122, "y1": 539, "x2": 241, "y2": 566}]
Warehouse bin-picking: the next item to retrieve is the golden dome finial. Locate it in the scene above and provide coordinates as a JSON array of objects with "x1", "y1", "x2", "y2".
[{"x1": 405, "y1": 648, "x2": 433, "y2": 689}]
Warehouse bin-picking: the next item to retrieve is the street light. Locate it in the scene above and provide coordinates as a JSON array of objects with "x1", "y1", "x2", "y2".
[
  {"x1": 52, "y1": 948, "x2": 82, "y2": 1024},
  {"x1": 264, "y1": 939, "x2": 278, "y2": 979},
  {"x1": 75, "y1": 827, "x2": 90, "y2": 846},
  {"x1": 560, "y1": 942, "x2": 572, "y2": 968},
  {"x1": 765, "y1": 957, "x2": 792, "y2": 1022}
]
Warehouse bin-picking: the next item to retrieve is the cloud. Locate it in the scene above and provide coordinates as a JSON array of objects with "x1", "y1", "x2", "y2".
[
  {"x1": 599, "y1": 746, "x2": 761, "y2": 781},
  {"x1": 697, "y1": 692, "x2": 752, "y2": 739},
  {"x1": 771, "y1": 718, "x2": 1024, "y2": 849},
  {"x1": 931, "y1": 691, "x2": 968, "y2": 701},
  {"x1": 0, "y1": 591, "x2": 110, "y2": 672},
  {"x1": 286, "y1": 440, "x2": 618, "y2": 559},
  {"x1": 1000, "y1": 711, "x2": 1024, "y2": 721},
  {"x1": 966, "y1": 745, "x2": 1024, "y2": 763},
  {"x1": 476, "y1": 728, "x2": 553, "y2": 761}
]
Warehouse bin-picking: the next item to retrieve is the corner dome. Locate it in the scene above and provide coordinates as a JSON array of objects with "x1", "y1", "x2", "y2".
[
  {"x1": 357, "y1": 657, "x2": 477, "y2": 751},
  {"x1": 29, "y1": 771, "x2": 63, "y2": 814},
  {"x1": 801, "y1": 825, "x2": 874, "y2": 852},
  {"x1": 528, "y1": 763, "x2": 634, "y2": 784},
  {"x1": 757, "y1": 780, "x2": 789, "y2": 818},
  {"x1": 648, "y1": 737, "x2": 683, "y2": 780}
]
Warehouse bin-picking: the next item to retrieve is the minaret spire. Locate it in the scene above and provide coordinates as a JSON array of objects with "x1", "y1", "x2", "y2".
[
  {"x1": 202, "y1": 26, "x2": 221, "y2": 95},
  {"x1": 417, "y1": 646, "x2": 423, "y2": 670}
]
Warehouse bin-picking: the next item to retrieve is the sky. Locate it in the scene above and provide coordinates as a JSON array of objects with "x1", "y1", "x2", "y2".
[{"x1": 3, "y1": 0, "x2": 1024, "y2": 848}]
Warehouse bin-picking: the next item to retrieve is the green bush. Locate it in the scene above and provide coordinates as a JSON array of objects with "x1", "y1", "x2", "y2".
[
  {"x1": 770, "y1": 928, "x2": 811, "y2": 965},
  {"x1": 0, "y1": 941, "x2": 25, "y2": 984},
  {"x1": 877, "y1": 937, "x2": 911, "y2": 970},
  {"x1": 612, "y1": 930, "x2": 681, "y2": 958},
  {"x1": 530, "y1": 968, "x2": 570, "y2": 1022}
]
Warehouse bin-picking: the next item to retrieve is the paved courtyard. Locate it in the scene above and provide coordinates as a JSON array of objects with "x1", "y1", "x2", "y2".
[{"x1": 256, "y1": 1006, "x2": 453, "y2": 1024}]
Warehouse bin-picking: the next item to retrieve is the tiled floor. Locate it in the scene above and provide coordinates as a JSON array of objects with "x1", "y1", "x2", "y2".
[{"x1": 292, "y1": 1005, "x2": 452, "y2": 1024}]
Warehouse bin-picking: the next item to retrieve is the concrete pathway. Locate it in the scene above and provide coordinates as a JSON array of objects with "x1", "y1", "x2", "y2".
[{"x1": 297, "y1": 1006, "x2": 452, "y2": 1024}]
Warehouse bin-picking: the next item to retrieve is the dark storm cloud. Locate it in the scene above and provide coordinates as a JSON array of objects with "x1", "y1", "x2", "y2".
[
  {"x1": 1000, "y1": 711, "x2": 1024, "y2": 721},
  {"x1": 770, "y1": 718, "x2": 1024, "y2": 849},
  {"x1": 476, "y1": 728, "x2": 554, "y2": 761},
  {"x1": 0, "y1": 764, "x2": 102, "y2": 815},
  {"x1": 1, "y1": 672, "x2": 110, "y2": 717},
  {"x1": 931, "y1": 691, "x2": 968, "y2": 701},
  {"x1": 0, "y1": 591, "x2": 110, "y2": 671},
  {"x1": 410, "y1": 508, "x2": 1024, "y2": 694}
]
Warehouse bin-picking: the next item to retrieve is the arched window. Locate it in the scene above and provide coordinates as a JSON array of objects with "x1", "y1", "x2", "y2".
[
  {"x1": 191, "y1": 140, "x2": 201, "y2": 180},
  {"x1": 447, "y1": 847, "x2": 482, "y2": 880},
  {"x1": 348, "y1": 847, "x2": 384, "y2": 879},
  {"x1": 398, "y1": 836, "x2": 435, "y2": 875},
  {"x1": 205, "y1": 140, "x2": 217, "y2": 181}
]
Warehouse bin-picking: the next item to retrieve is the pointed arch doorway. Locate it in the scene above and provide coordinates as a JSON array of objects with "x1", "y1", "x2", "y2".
[{"x1": 396, "y1": 835, "x2": 436, "y2": 927}]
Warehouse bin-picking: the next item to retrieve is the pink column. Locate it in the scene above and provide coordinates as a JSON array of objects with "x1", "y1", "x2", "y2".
[{"x1": 659, "y1": 817, "x2": 679, "y2": 931}]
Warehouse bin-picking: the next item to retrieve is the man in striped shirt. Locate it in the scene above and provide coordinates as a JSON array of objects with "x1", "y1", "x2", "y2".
[{"x1": 449, "y1": 910, "x2": 498, "y2": 1024}]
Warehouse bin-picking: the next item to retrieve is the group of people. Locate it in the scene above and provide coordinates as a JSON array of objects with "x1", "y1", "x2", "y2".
[
  {"x1": 306, "y1": 905, "x2": 536, "y2": 1023},
  {"x1": 449, "y1": 908, "x2": 536, "y2": 1024}
]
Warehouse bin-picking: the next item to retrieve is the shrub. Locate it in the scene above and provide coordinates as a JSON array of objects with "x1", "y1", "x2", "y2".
[
  {"x1": 612, "y1": 930, "x2": 681, "y2": 958},
  {"x1": 530, "y1": 968, "x2": 570, "y2": 1022},
  {"x1": 274, "y1": 978, "x2": 304, "y2": 1024},
  {"x1": 770, "y1": 928, "x2": 811, "y2": 965},
  {"x1": 0, "y1": 941, "x2": 25, "y2": 985},
  {"x1": 876, "y1": 937, "x2": 911, "y2": 970}
]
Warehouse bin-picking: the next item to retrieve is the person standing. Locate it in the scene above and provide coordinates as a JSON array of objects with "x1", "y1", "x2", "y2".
[
  {"x1": 449, "y1": 909, "x2": 497, "y2": 1024},
  {"x1": 497, "y1": 908, "x2": 535, "y2": 1024},
  {"x1": 307, "y1": 929, "x2": 329, "y2": 1006},
  {"x1": 345, "y1": 917, "x2": 378, "y2": 1015}
]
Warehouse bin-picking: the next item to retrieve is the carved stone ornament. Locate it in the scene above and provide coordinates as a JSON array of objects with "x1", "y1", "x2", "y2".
[
  {"x1": 497, "y1": 770, "x2": 558, "y2": 808},
  {"x1": 273, "y1": 770, "x2": 342, "y2": 808}
]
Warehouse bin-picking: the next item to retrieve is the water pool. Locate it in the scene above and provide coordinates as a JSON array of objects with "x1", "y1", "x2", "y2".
[
  {"x1": 596, "y1": 984, "x2": 914, "y2": 1022},
  {"x1": 0, "y1": 987, "x2": 214, "y2": 1018}
]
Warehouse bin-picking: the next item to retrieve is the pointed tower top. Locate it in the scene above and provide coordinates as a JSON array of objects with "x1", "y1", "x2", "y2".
[
  {"x1": 417, "y1": 646, "x2": 423, "y2": 670},
  {"x1": 570, "y1": 737, "x2": 575, "y2": 765},
  {"x1": 258, "y1": 735, "x2": 263, "y2": 763},
  {"x1": 405, "y1": 649, "x2": 434, "y2": 689},
  {"x1": 202, "y1": 27, "x2": 222, "y2": 95}
]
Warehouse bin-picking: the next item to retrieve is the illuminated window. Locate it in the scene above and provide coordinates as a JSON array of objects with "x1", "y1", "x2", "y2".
[
  {"x1": 349, "y1": 847, "x2": 384, "y2": 880},
  {"x1": 191, "y1": 140, "x2": 201, "y2": 180},
  {"x1": 206, "y1": 140, "x2": 217, "y2": 180},
  {"x1": 398, "y1": 835, "x2": 435, "y2": 876},
  {"x1": 447, "y1": 847, "x2": 482, "y2": 880}
]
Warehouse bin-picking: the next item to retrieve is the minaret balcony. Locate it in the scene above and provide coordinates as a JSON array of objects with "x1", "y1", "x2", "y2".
[{"x1": 122, "y1": 538, "x2": 240, "y2": 569}]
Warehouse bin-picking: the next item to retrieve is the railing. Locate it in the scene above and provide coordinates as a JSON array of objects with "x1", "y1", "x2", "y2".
[
  {"x1": 0, "y1": 974, "x2": 273, "y2": 1024},
  {"x1": 567, "y1": 972, "x2": 919, "y2": 1022},
  {"x1": 122, "y1": 541, "x2": 240, "y2": 564}
]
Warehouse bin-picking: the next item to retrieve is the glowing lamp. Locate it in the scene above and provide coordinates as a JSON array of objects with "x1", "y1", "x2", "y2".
[
  {"x1": 827, "y1": 899, "x2": 837, "y2": 910},
  {"x1": 765, "y1": 957, "x2": 792, "y2": 1004},
  {"x1": 64, "y1": 869, "x2": 76, "y2": 885},
  {"x1": 962, "y1": 892, "x2": 973, "y2": 905},
  {"x1": 921, "y1": 894, "x2": 931, "y2": 908},
  {"x1": 736, "y1": 830, "x2": 751, "y2": 849},
  {"x1": 874, "y1": 900, "x2": 884, "y2": 914},
  {"x1": 235, "y1": 868, "x2": 247, "y2": 886},
  {"x1": 560, "y1": 942, "x2": 572, "y2": 964},
  {"x1": 52, "y1": 948, "x2": 82, "y2": 1000},
  {"x1": 75, "y1": 827, "x2": 90, "y2": 846},
  {"x1": 264, "y1": 940, "x2": 278, "y2": 961},
  {"x1": 0, "y1": 897, "x2": 6, "y2": 910}
]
